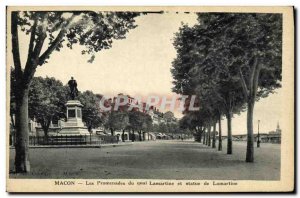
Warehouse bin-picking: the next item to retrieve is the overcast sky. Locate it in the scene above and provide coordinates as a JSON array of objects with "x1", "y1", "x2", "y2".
[{"x1": 16, "y1": 12, "x2": 282, "y2": 134}]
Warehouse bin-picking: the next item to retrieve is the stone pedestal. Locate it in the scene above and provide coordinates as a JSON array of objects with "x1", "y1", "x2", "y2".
[{"x1": 59, "y1": 100, "x2": 90, "y2": 135}]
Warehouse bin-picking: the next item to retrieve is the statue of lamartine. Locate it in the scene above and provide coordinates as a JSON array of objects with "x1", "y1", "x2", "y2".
[{"x1": 68, "y1": 77, "x2": 78, "y2": 100}]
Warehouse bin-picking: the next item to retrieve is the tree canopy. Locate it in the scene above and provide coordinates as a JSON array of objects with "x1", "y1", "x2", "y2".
[
  {"x1": 78, "y1": 90, "x2": 104, "y2": 131},
  {"x1": 28, "y1": 76, "x2": 67, "y2": 136}
]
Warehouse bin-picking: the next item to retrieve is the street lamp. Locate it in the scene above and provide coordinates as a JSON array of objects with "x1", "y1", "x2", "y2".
[{"x1": 257, "y1": 120, "x2": 260, "y2": 148}]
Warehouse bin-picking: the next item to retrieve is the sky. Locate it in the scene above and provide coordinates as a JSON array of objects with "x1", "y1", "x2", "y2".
[{"x1": 16, "y1": 12, "x2": 282, "y2": 135}]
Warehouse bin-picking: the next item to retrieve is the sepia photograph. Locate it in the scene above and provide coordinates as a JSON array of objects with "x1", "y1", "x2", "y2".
[{"x1": 6, "y1": 6, "x2": 294, "y2": 192}]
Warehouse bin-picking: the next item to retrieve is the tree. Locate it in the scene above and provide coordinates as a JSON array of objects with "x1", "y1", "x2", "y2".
[
  {"x1": 78, "y1": 91, "x2": 103, "y2": 132},
  {"x1": 179, "y1": 111, "x2": 205, "y2": 143},
  {"x1": 228, "y1": 14, "x2": 282, "y2": 162},
  {"x1": 128, "y1": 111, "x2": 151, "y2": 141},
  {"x1": 11, "y1": 10, "x2": 140, "y2": 172},
  {"x1": 158, "y1": 122, "x2": 168, "y2": 133},
  {"x1": 163, "y1": 111, "x2": 174, "y2": 122},
  {"x1": 105, "y1": 111, "x2": 129, "y2": 139},
  {"x1": 128, "y1": 111, "x2": 141, "y2": 141},
  {"x1": 141, "y1": 114, "x2": 153, "y2": 141},
  {"x1": 28, "y1": 76, "x2": 67, "y2": 138},
  {"x1": 218, "y1": 115, "x2": 223, "y2": 151},
  {"x1": 152, "y1": 123, "x2": 159, "y2": 132}
]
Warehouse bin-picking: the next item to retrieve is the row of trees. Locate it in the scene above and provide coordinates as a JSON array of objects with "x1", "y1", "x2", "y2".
[
  {"x1": 11, "y1": 73, "x2": 188, "y2": 144},
  {"x1": 152, "y1": 122, "x2": 178, "y2": 134},
  {"x1": 172, "y1": 13, "x2": 282, "y2": 162},
  {"x1": 104, "y1": 105, "x2": 190, "y2": 142},
  {"x1": 10, "y1": 73, "x2": 105, "y2": 138},
  {"x1": 105, "y1": 110, "x2": 153, "y2": 142},
  {"x1": 10, "y1": 74, "x2": 159, "y2": 143}
]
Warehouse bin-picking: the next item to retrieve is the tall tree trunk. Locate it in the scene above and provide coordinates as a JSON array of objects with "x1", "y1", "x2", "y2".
[
  {"x1": 212, "y1": 122, "x2": 216, "y2": 148},
  {"x1": 131, "y1": 130, "x2": 135, "y2": 142},
  {"x1": 218, "y1": 115, "x2": 222, "y2": 151},
  {"x1": 12, "y1": 12, "x2": 31, "y2": 173},
  {"x1": 14, "y1": 89, "x2": 30, "y2": 173},
  {"x1": 246, "y1": 101, "x2": 255, "y2": 162},
  {"x1": 239, "y1": 57, "x2": 261, "y2": 162},
  {"x1": 226, "y1": 111, "x2": 232, "y2": 154},
  {"x1": 194, "y1": 128, "x2": 199, "y2": 142},
  {"x1": 208, "y1": 124, "x2": 211, "y2": 146},
  {"x1": 138, "y1": 131, "x2": 142, "y2": 141},
  {"x1": 143, "y1": 132, "x2": 146, "y2": 141},
  {"x1": 110, "y1": 128, "x2": 114, "y2": 136},
  {"x1": 199, "y1": 130, "x2": 202, "y2": 143},
  {"x1": 41, "y1": 121, "x2": 50, "y2": 141},
  {"x1": 122, "y1": 129, "x2": 125, "y2": 142},
  {"x1": 203, "y1": 130, "x2": 206, "y2": 145},
  {"x1": 43, "y1": 127, "x2": 49, "y2": 140},
  {"x1": 44, "y1": 129, "x2": 49, "y2": 144}
]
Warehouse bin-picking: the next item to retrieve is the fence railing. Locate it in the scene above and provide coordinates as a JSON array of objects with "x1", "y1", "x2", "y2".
[{"x1": 27, "y1": 135, "x2": 119, "y2": 146}]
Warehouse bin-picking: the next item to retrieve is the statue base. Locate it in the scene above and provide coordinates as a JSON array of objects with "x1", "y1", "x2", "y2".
[
  {"x1": 59, "y1": 100, "x2": 90, "y2": 135},
  {"x1": 59, "y1": 127, "x2": 90, "y2": 135}
]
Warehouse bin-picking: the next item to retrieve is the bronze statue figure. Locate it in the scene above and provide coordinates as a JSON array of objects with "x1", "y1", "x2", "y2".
[{"x1": 68, "y1": 77, "x2": 78, "y2": 100}]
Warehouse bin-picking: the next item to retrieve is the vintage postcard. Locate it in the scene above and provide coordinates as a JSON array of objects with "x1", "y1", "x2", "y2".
[{"x1": 6, "y1": 6, "x2": 294, "y2": 192}]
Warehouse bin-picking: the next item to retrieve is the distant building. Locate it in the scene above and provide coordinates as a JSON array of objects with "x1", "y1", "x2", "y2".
[
  {"x1": 275, "y1": 122, "x2": 282, "y2": 134},
  {"x1": 114, "y1": 130, "x2": 131, "y2": 141},
  {"x1": 261, "y1": 122, "x2": 281, "y2": 143},
  {"x1": 148, "y1": 107, "x2": 164, "y2": 125},
  {"x1": 35, "y1": 119, "x2": 68, "y2": 136},
  {"x1": 111, "y1": 93, "x2": 140, "y2": 112}
]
